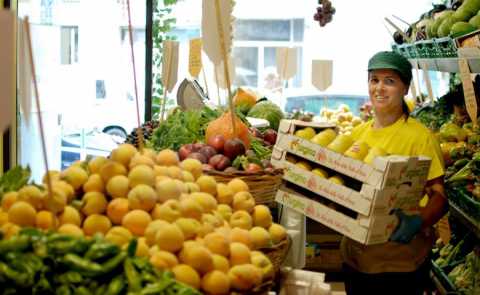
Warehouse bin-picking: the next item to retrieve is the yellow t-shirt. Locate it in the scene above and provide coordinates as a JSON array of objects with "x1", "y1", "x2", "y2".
[{"x1": 341, "y1": 116, "x2": 445, "y2": 274}]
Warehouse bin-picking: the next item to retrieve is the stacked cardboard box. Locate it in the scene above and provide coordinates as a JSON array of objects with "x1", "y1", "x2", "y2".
[{"x1": 273, "y1": 120, "x2": 431, "y2": 245}]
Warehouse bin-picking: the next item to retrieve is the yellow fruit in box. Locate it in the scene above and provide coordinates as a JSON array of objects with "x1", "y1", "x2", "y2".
[
  {"x1": 339, "y1": 104, "x2": 350, "y2": 112},
  {"x1": 295, "y1": 161, "x2": 312, "y2": 171},
  {"x1": 294, "y1": 127, "x2": 316, "y2": 140},
  {"x1": 344, "y1": 140, "x2": 370, "y2": 160},
  {"x1": 327, "y1": 134, "x2": 354, "y2": 154},
  {"x1": 312, "y1": 168, "x2": 328, "y2": 178},
  {"x1": 364, "y1": 146, "x2": 388, "y2": 165},
  {"x1": 352, "y1": 117, "x2": 362, "y2": 126},
  {"x1": 336, "y1": 113, "x2": 348, "y2": 123},
  {"x1": 328, "y1": 175, "x2": 344, "y2": 186},
  {"x1": 311, "y1": 129, "x2": 337, "y2": 147}
]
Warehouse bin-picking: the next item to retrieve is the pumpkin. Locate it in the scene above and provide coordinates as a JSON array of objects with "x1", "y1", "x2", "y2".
[{"x1": 205, "y1": 111, "x2": 250, "y2": 149}]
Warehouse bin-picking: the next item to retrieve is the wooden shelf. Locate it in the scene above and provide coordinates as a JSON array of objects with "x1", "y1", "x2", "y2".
[{"x1": 449, "y1": 201, "x2": 480, "y2": 240}]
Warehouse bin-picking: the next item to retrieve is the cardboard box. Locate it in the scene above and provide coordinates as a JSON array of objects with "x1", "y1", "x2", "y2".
[
  {"x1": 275, "y1": 187, "x2": 398, "y2": 245},
  {"x1": 271, "y1": 158, "x2": 426, "y2": 215},
  {"x1": 273, "y1": 131, "x2": 431, "y2": 190}
]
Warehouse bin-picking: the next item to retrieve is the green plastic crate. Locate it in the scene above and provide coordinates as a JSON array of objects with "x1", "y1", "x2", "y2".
[{"x1": 434, "y1": 37, "x2": 458, "y2": 58}]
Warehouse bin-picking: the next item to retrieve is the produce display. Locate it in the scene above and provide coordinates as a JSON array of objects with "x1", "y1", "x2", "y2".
[
  {"x1": 0, "y1": 229, "x2": 200, "y2": 295},
  {"x1": 125, "y1": 120, "x2": 160, "y2": 147},
  {"x1": 412, "y1": 81, "x2": 468, "y2": 132},
  {"x1": 318, "y1": 104, "x2": 363, "y2": 135},
  {"x1": 141, "y1": 87, "x2": 284, "y2": 174},
  {"x1": 392, "y1": 0, "x2": 480, "y2": 44},
  {"x1": 0, "y1": 144, "x2": 288, "y2": 294},
  {"x1": 292, "y1": 126, "x2": 387, "y2": 165},
  {"x1": 433, "y1": 236, "x2": 479, "y2": 294},
  {"x1": 246, "y1": 101, "x2": 284, "y2": 132}
]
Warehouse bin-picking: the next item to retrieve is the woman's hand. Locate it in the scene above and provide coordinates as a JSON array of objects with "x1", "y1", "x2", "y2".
[{"x1": 390, "y1": 210, "x2": 423, "y2": 244}]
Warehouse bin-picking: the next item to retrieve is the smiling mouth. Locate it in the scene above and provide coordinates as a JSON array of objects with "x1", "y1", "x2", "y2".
[{"x1": 375, "y1": 95, "x2": 387, "y2": 100}]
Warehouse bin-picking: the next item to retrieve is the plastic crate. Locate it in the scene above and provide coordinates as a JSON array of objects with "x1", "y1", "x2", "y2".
[
  {"x1": 405, "y1": 43, "x2": 419, "y2": 59},
  {"x1": 395, "y1": 44, "x2": 411, "y2": 59},
  {"x1": 435, "y1": 37, "x2": 458, "y2": 58},
  {"x1": 418, "y1": 40, "x2": 440, "y2": 58}
]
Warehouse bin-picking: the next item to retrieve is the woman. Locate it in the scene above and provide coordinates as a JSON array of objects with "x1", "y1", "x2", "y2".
[{"x1": 341, "y1": 51, "x2": 448, "y2": 295}]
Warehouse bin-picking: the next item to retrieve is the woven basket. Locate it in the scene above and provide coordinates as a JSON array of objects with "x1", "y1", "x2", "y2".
[
  {"x1": 204, "y1": 169, "x2": 283, "y2": 205},
  {"x1": 261, "y1": 236, "x2": 291, "y2": 275},
  {"x1": 230, "y1": 280, "x2": 274, "y2": 295}
]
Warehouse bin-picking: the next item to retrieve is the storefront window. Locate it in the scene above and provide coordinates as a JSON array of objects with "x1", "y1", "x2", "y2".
[{"x1": 18, "y1": 0, "x2": 146, "y2": 181}]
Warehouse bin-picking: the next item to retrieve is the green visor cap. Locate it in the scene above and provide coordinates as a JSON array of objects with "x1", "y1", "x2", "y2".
[{"x1": 368, "y1": 51, "x2": 412, "y2": 85}]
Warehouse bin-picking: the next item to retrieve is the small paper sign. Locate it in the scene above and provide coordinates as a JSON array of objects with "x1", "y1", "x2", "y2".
[
  {"x1": 311, "y1": 60, "x2": 333, "y2": 91},
  {"x1": 458, "y1": 58, "x2": 477, "y2": 126},
  {"x1": 202, "y1": 0, "x2": 233, "y2": 66},
  {"x1": 162, "y1": 40, "x2": 179, "y2": 93},
  {"x1": 215, "y1": 57, "x2": 235, "y2": 90},
  {"x1": 189, "y1": 38, "x2": 202, "y2": 78},
  {"x1": 276, "y1": 47, "x2": 297, "y2": 80},
  {"x1": 419, "y1": 61, "x2": 434, "y2": 102},
  {"x1": 0, "y1": 10, "x2": 15, "y2": 133}
]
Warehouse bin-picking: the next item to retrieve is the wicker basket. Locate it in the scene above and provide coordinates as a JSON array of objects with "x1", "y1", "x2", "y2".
[
  {"x1": 261, "y1": 236, "x2": 291, "y2": 275},
  {"x1": 204, "y1": 169, "x2": 283, "y2": 205},
  {"x1": 230, "y1": 280, "x2": 274, "y2": 295}
]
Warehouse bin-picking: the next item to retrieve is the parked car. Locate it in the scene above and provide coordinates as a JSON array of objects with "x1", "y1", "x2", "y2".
[{"x1": 284, "y1": 94, "x2": 369, "y2": 116}]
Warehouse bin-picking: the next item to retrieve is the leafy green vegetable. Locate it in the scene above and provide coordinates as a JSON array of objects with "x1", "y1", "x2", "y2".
[
  {"x1": 0, "y1": 166, "x2": 31, "y2": 200},
  {"x1": 247, "y1": 100, "x2": 284, "y2": 130},
  {"x1": 250, "y1": 137, "x2": 271, "y2": 161},
  {"x1": 148, "y1": 107, "x2": 220, "y2": 151}
]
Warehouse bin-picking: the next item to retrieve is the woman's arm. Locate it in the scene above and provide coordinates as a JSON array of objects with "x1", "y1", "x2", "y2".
[{"x1": 420, "y1": 176, "x2": 449, "y2": 229}]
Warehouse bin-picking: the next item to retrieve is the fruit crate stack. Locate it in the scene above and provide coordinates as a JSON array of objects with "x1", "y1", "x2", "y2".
[{"x1": 271, "y1": 120, "x2": 432, "y2": 245}]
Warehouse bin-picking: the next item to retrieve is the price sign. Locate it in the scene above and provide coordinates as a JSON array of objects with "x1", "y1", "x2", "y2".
[
  {"x1": 458, "y1": 58, "x2": 477, "y2": 127},
  {"x1": 189, "y1": 38, "x2": 202, "y2": 78}
]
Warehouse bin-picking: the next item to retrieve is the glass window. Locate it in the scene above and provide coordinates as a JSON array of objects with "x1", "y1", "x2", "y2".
[
  {"x1": 60, "y1": 26, "x2": 78, "y2": 65},
  {"x1": 18, "y1": 1, "x2": 146, "y2": 181},
  {"x1": 235, "y1": 19, "x2": 290, "y2": 41},
  {"x1": 96, "y1": 80, "x2": 106, "y2": 99},
  {"x1": 293, "y1": 19, "x2": 304, "y2": 42},
  {"x1": 233, "y1": 47, "x2": 258, "y2": 87}
]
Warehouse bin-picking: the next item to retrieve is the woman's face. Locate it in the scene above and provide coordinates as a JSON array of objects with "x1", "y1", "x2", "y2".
[{"x1": 368, "y1": 69, "x2": 408, "y2": 115}]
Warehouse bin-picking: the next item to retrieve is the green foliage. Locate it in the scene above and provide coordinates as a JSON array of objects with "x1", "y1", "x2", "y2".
[
  {"x1": 152, "y1": 0, "x2": 179, "y2": 119},
  {"x1": 247, "y1": 101, "x2": 285, "y2": 130},
  {"x1": 0, "y1": 166, "x2": 31, "y2": 200},
  {"x1": 148, "y1": 107, "x2": 221, "y2": 151}
]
